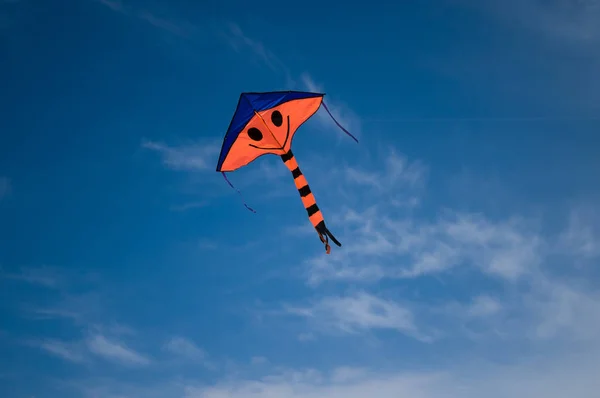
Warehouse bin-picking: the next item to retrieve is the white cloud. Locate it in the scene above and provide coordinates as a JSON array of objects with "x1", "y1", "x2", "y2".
[
  {"x1": 96, "y1": 0, "x2": 123, "y2": 12},
  {"x1": 164, "y1": 336, "x2": 209, "y2": 364},
  {"x1": 56, "y1": 347, "x2": 600, "y2": 398},
  {"x1": 14, "y1": 267, "x2": 106, "y2": 331},
  {"x1": 304, "y1": 155, "x2": 542, "y2": 286},
  {"x1": 558, "y1": 205, "x2": 600, "y2": 259},
  {"x1": 285, "y1": 292, "x2": 430, "y2": 342},
  {"x1": 521, "y1": 0, "x2": 600, "y2": 43},
  {"x1": 182, "y1": 347, "x2": 600, "y2": 398},
  {"x1": 297, "y1": 332, "x2": 315, "y2": 342},
  {"x1": 36, "y1": 339, "x2": 86, "y2": 363},
  {"x1": 526, "y1": 276, "x2": 600, "y2": 342},
  {"x1": 223, "y1": 22, "x2": 286, "y2": 73},
  {"x1": 87, "y1": 334, "x2": 151, "y2": 366},
  {"x1": 142, "y1": 140, "x2": 219, "y2": 172},
  {"x1": 344, "y1": 149, "x2": 425, "y2": 193},
  {"x1": 251, "y1": 356, "x2": 268, "y2": 365},
  {"x1": 468, "y1": 0, "x2": 600, "y2": 50},
  {"x1": 466, "y1": 295, "x2": 502, "y2": 318},
  {"x1": 137, "y1": 10, "x2": 194, "y2": 37},
  {"x1": 263, "y1": 151, "x2": 549, "y2": 347},
  {"x1": 10, "y1": 268, "x2": 152, "y2": 369},
  {"x1": 2, "y1": 265, "x2": 63, "y2": 288},
  {"x1": 96, "y1": 0, "x2": 194, "y2": 37}
]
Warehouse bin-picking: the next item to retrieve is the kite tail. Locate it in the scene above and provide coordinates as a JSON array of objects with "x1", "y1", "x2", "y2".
[
  {"x1": 221, "y1": 172, "x2": 257, "y2": 213},
  {"x1": 280, "y1": 150, "x2": 341, "y2": 254},
  {"x1": 321, "y1": 101, "x2": 359, "y2": 143}
]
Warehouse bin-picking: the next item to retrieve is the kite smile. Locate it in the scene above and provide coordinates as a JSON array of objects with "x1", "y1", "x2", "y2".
[{"x1": 247, "y1": 111, "x2": 290, "y2": 151}]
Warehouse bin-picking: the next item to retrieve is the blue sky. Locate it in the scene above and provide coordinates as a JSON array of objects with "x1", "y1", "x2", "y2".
[{"x1": 1, "y1": 0, "x2": 600, "y2": 397}]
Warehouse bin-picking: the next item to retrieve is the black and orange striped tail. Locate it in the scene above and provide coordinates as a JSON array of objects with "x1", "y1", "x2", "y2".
[{"x1": 281, "y1": 150, "x2": 341, "y2": 254}]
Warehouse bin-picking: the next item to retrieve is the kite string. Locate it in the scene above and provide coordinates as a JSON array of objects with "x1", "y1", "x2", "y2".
[
  {"x1": 221, "y1": 172, "x2": 257, "y2": 213},
  {"x1": 321, "y1": 101, "x2": 359, "y2": 143}
]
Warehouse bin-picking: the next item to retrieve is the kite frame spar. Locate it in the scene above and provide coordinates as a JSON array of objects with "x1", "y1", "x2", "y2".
[{"x1": 216, "y1": 90, "x2": 358, "y2": 254}]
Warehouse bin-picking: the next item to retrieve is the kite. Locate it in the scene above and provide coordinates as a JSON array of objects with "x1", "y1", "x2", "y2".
[{"x1": 216, "y1": 91, "x2": 358, "y2": 254}]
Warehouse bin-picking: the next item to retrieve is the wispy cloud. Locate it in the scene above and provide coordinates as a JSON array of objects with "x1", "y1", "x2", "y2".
[
  {"x1": 12, "y1": 266, "x2": 104, "y2": 328},
  {"x1": 142, "y1": 140, "x2": 219, "y2": 172},
  {"x1": 223, "y1": 22, "x2": 286, "y2": 73},
  {"x1": 28, "y1": 323, "x2": 153, "y2": 368},
  {"x1": 558, "y1": 204, "x2": 600, "y2": 259},
  {"x1": 137, "y1": 10, "x2": 193, "y2": 37},
  {"x1": 164, "y1": 336, "x2": 199, "y2": 356},
  {"x1": 341, "y1": 148, "x2": 426, "y2": 196},
  {"x1": 24, "y1": 324, "x2": 151, "y2": 367},
  {"x1": 526, "y1": 275, "x2": 600, "y2": 342},
  {"x1": 21, "y1": 290, "x2": 104, "y2": 326},
  {"x1": 55, "y1": 348, "x2": 600, "y2": 398},
  {"x1": 297, "y1": 149, "x2": 540, "y2": 288},
  {"x1": 524, "y1": 0, "x2": 600, "y2": 43},
  {"x1": 285, "y1": 292, "x2": 431, "y2": 342},
  {"x1": 181, "y1": 348, "x2": 600, "y2": 398},
  {"x1": 476, "y1": 0, "x2": 600, "y2": 46},
  {"x1": 251, "y1": 356, "x2": 268, "y2": 365},
  {"x1": 465, "y1": 295, "x2": 502, "y2": 318},
  {"x1": 302, "y1": 150, "x2": 542, "y2": 286},
  {"x1": 95, "y1": 0, "x2": 195, "y2": 37},
  {"x1": 162, "y1": 336, "x2": 217, "y2": 371},
  {"x1": 87, "y1": 334, "x2": 151, "y2": 366},
  {"x1": 22, "y1": 306, "x2": 83, "y2": 322},
  {"x1": 9, "y1": 267, "x2": 152, "y2": 369},
  {"x1": 34, "y1": 339, "x2": 86, "y2": 363},
  {"x1": 2, "y1": 265, "x2": 64, "y2": 288},
  {"x1": 96, "y1": 0, "x2": 122, "y2": 12}
]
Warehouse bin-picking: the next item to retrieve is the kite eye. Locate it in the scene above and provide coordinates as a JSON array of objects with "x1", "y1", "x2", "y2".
[
  {"x1": 247, "y1": 127, "x2": 263, "y2": 141},
  {"x1": 271, "y1": 110, "x2": 283, "y2": 127}
]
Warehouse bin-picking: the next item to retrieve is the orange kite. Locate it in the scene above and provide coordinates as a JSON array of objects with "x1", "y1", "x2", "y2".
[{"x1": 216, "y1": 91, "x2": 358, "y2": 254}]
